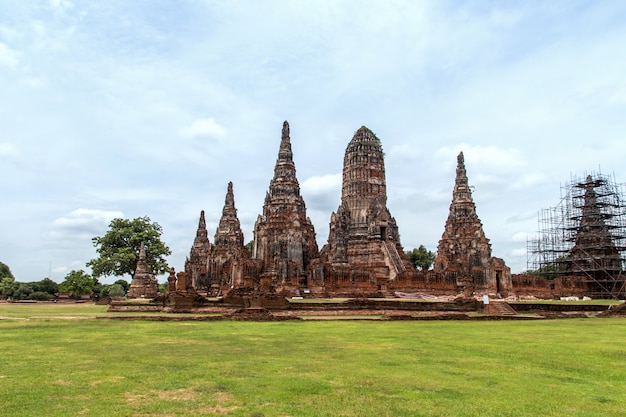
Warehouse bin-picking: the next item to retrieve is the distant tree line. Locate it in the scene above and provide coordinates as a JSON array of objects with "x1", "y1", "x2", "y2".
[{"x1": 0, "y1": 261, "x2": 129, "y2": 300}]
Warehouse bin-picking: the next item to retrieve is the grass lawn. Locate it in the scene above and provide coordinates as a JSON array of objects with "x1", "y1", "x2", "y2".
[{"x1": 0, "y1": 304, "x2": 625, "y2": 416}]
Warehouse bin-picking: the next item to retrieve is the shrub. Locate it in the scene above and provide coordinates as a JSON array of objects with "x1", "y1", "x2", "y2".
[{"x1": 28, "y1": 291, "x2": 53, "y2": 301}]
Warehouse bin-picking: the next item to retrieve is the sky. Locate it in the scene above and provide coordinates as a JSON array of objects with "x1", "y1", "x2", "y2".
[{"x1": 2, "y1": 0, "x2": 626, "y2": 284}]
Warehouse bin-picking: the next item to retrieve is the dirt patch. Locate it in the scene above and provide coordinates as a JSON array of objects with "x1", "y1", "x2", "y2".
[{"x1": 156, "y1": 388, "x2": 196, "y2": 401}]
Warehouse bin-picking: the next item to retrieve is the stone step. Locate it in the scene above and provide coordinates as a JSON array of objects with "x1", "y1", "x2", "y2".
[{"x1": 486, "y1": 301, "x2": 517, "y2": 316}]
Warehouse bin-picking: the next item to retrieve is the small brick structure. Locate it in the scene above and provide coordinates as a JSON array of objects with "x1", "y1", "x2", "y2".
[{"x1": 127, "y1": 242, "x2": 158, "y2": 299}]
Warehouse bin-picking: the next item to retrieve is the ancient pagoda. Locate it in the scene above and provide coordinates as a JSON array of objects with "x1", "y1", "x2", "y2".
[
  {"x1": 568, "y1": 175, "x2": 623, "y2": 278},
  {"x1": 434, "y1": 152, "x2": 510, "y2": 295},
  {"x1": 207, "y1": 181, "x2": 249, "y2": 293},
  {"x1": 184, "y1": 210, "x2": 212, "y2": 290},
  {"x1": 127, "y1": 242, "x2": 159, "y2": 298},
  {"x1": 252, "y1": 121, "x2": 319, "y2": 291},
  {"x1": 323, "y1": 126, "x2": 413, "y2": 282}
]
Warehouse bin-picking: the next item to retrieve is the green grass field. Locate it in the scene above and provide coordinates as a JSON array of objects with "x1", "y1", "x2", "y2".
[{"x1": 1, "y1": 303, "x2": 625, "y2": 416}]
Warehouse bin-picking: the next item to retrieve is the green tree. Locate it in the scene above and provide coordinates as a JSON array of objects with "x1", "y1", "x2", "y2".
[
  {"x1": 59, "y1": 270, "x2": 97, "y2": 297},
  {"x1": 32, "y1": 278, "x2": 59, "y2": 295},
  {"x1": 13, "y1": 283, "x2": 33, "y2": 300},
  {"x1": 0, "y1": 276, "x2": 17, "y2": 297},
  {"x1": 406, "y1": 245, "x2": 436, "y2": 271},
  {"x1": 108, "y1": 283, "x2": 126, "y2": 297},
  {"x1": 114, "y1": 279, "x2": 130, "y2": 294},
  {"x1": 0, "y1": 261, "x2": 15, "y2": 281},
  {"x1": 87, "y1": 216, "x2": 171, "y2": 279}
]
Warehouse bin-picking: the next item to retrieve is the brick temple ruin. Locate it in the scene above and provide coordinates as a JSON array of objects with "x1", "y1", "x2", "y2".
[
  {"x1": 168, "y1": 121, "x2": 520, "y2": 300},
  {"x1": 129, "y1": 121, "x2": 624, "y2": 301}
]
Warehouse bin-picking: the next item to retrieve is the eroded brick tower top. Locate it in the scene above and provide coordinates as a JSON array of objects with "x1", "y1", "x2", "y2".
[
  {"x1": 185, "y1": 210, "x2": 212, "y2": 284},
  {"x1": 214, "y1": 181, "x2": 246, "y2": 255},
  {"x1": 341, "y1": 126, "x2": 387, "y2": 216}
]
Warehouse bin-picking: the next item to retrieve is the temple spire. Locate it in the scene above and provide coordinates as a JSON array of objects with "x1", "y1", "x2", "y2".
[
  {"x1": 214, "y1": 181, "x2": 245, "y2": 249},
  {"x1": 269, "y1": 120, "x2": 299, "y2": 197},
  {"x1": 452, "y1": 151, "x2": 472, "y2": 204},
  {"x1": 223, "y1": 182, "x2": 235, "y2": 215},
  {"x1": 278, "y1": 120, "x2": 293, "y2": 162},
  {"x1": 196, "y1": 210, "x2": 208, "y2": 239},
  {"x1": 135, "y1": 241, "x2": 149, "y2": 274}
]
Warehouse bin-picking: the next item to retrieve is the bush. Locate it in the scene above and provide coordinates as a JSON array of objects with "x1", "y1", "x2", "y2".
[
  {"x1": 29, "y1": 291, "x2": 53, "y2": 301},
  {"x1": 108, "y1": 284, "x2": 125, "y2": 297}
]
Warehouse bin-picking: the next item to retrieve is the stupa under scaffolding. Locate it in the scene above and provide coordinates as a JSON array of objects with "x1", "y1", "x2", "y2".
[{"x1": 527, "y1": 172, "x2": 626, "y2": 299}]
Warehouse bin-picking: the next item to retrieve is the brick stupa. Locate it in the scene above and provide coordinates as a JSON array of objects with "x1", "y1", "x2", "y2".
[{"x1": 127, "y1": 242, "x2": 159, "y2": 298}]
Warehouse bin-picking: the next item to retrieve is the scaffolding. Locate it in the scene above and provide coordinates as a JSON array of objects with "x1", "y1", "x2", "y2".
[{"x1": 527, "y1": 172, "x2": 626, "y2": 299}]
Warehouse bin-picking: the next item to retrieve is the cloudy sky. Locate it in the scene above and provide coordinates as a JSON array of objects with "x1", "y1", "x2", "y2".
[{"x1": 2, "y1": 0, "x2": 626, "y2": 284}]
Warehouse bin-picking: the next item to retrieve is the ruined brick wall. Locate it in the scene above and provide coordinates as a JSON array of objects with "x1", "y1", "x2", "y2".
[{"x1": 511, "y1": 274, "x2": 590, "y2": 298}]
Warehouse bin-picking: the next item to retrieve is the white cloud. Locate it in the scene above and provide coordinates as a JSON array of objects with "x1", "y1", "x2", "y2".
[
  {"x1": 509, "y1": 248, "x2": 527, "y2": 258},
  {"x1": 510, "y1": 231, "x2": 531, "y2": 243},
  {"x1": 506, "y1": 210, "x2": 537, "y2": 223},
  {"x1": 49, "y1": 0, "x2": 74, "y2": 10},
  {"x1": 179, "y1": 118, "x2": 227, "y2": 140},
  {"x1": 301, "y1": 173, "x2": 342, "y2": 195},
  {"x1": 436, "y1": 144, "x2": 523, "y2": 171},
  {"x1": 301, "y1": 173, "x2": 342, "y2": 212},
  {"x1": 0, "y1": 42, "x2": 20, "y2": 69},
  {"x1": 43, "y1": 208, "x2": 124, "y2": 245},
  {"x1": 0, "y1": 142, "x2": 19, "y2": 158}
]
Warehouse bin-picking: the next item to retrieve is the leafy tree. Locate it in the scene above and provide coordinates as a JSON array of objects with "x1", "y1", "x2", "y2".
[
  {"x1": 406, "y1": 245, "x2": 436, "y2": 271},
  {"x1": 0, "y1": 261, "x2": 15, "y2": 281},
  {"x1": 0, "y1": 276, "x2": 17, "y2": 297},
  {"x1": 87, "y1": 216, "x2": 171, "y2": 279},
  {"x1": 13, "y1": 283, "x2": 33, "y2": 300},
  {"x1": 114, "y1": 279, "x2": 130, "y2": 294},
  {"x1": 59, "y1": 270, "x2": 97, "y2": 297},
  {"x1": 32, "y1": 278, "x2": 59, "y2": 295},
  {"x1": 29, "y1": 291, "x2": 53, "y2": 301},
  {"x1": 108, "y1": 284, "x2": 125, "y2": 297},
  {"x1": 245, "y1": 240, "x2": 254, "y2": 257}
]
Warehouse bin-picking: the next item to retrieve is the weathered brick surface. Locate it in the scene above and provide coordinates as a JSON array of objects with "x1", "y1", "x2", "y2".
[{"x1": 127, "y1": 242, "x2": 158, "y2": 298}]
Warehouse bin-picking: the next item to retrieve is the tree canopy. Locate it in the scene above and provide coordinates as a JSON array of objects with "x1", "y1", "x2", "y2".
[
  {"x1": 406, "y1": 245, "x2": 437, "y2": 271},
  {"x1": 59, "y1": 270, "x2": 97, "y2": 296},
  {"x1": 87, "y1": 216, "x2": 171, "y2": 278},
  {"x1": 0, "y1": 261, "x2": 15, "y2": 281}
]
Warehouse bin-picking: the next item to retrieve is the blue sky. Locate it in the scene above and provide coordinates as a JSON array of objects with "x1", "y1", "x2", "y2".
[{"x1": 2, "y1": 0, "x2": 626, "y2": 283}]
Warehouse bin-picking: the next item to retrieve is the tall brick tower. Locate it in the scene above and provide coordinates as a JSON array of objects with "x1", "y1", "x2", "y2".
[
  {"x1": 434, "y1": 152, "x2": 510, "y2": 295},
  {"x1": 184, "y1": 210, "x2": 212, "y2": 289},
  {"x1": 207, "y1": 181, "x2": 249, "y2": 290},
  {"x1": 252, "y1": 121, "x2": 319, "y2": 288},
  {"x1": 324, "y1": 126, "x2": 412, "y2": 280}
]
